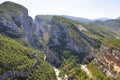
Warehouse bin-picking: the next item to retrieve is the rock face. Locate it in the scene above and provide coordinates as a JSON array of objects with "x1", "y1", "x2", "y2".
[
  {"x1": 1, "y1": 1, "x2": 120, "y2": 80},
  {"x1": 33, "y1": 16, "x2": 95, "y2": 67},
  {"x1": 0, "y1": 1, "x2": 43, "y2": 49},
  {"x1": 34, "y1": 15, "x2": 52, "y2": 47},
  {"x1": 0, "y1": 1, "x2": 28, "y2": 38},
  {"x1": 0, "y1": 2, "x2": 61, "y2": 67},
  {"x1": 34, "y1": 15, "x2": 62, "y2": 67},
  {"x1": 95, "y1": 44, "x2": 120, "y2": 78},
  {"x1": 0, "y1": 1, "x2": 33, "y2": 43},
  {"x1": 44, "y1": 16, "x2": 98, "y2": 67},
  {"x1": 1, "y1": 1, "x2": 117, "y2": 72},
  {"x1": 0, "y1": 2, "x2": 109, "y2": 68},
  {"x1": 101, "y1": 45, "x2": 120, "y2": 71}
]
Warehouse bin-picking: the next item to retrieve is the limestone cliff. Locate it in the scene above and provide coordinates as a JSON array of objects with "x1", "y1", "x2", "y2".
[
  {"x1": 45, "y1": 16, "x2": 99, "y2": 67},
  {"x1": 95, "y1": 44, "x2": 120, "y2": 79},
  {"x1": 0, "y1": 1, "x2": 43, "y2": 49}
]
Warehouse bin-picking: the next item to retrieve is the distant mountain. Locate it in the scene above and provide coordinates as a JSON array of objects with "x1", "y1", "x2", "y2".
[
  {"x1": 93, "y1": 18, "x2": 112, "y2": 21},
  {"x1": 116, "y1": 17, "x2": 120, "y2": 20},
  {"x1": 61, "y1": 15, "x2": 91, "y2": 23},
  {"x1": 62, "y1": 15, "x2": 120, "y2": 31},
  {"x1": 93, "y1": 19, "x2": 120, "y2": 31},
  {"x1": 62, "y1": 15, "x2": 113, "y2": 22}
]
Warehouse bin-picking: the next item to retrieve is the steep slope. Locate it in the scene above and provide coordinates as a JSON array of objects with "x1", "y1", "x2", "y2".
[
  {"x1": 0, "y1": 1, "x2": 119, "y2": 80},
  {"x1": 46, "y1": 16, "x2": 98, "y2": 67},
  {"x1": 0, "y1": 1, "x2": 27, "y2": 38},
  {"x1": 90, "y1": 38, "x2": 120, "y2": 80},
  {"x1": 81, "y1": 23, "x2": 115, "y2": 41},
  {"x1": 0, "y1": 1, "x2": 42, "y2": 49},
  {"x1": 0, "y1": 34, "x2": 57, "y2": 80},
  {"x1": 35, "y1": 15, "x2": 118, "y2": 79},
  {"x1": 48, "y1": 16, "x2": 116, "y2": 65},
  {"x1": 0, "y1": 2, "x2": 57, "y2": 80},
  {"x1": 93, "y1": 19, "x2": 120, "y2": 32},
  {"x1": 34, "y1": 15, "x2": 52, "y2": 47},
  {"x1": 34, "y1": 15, "x2": 117, "y2": 79}
]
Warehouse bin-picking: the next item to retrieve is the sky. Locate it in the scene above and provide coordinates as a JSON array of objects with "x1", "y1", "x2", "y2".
[{"x1": 0, "y1": 0, "x2": 120, "y2": 19}]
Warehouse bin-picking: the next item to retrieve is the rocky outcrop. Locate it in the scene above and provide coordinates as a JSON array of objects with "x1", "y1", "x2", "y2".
[
  {"x1": 0, "y1": 1, "x2": 43, "y2": 49},
  {"x1": 45, "y1": 16, "x2": 96, "y2": 67},
  {"x1": 0, "y1": 1, "x2": 28, "y2": 38},
  {"x1": 34, "y1": 15, "x2": 51, "y2": 44},
  {"x1": 101, "y1": 45, "x2": 120, "y2": 72},
  {"x1": 45, "y1": 46, "x2": 61, "y2": 67},
  {"x1": 0, "y1": 1, "x2": 32, "y2": 43},
  {"x1": 0, "y1": 54, "x2": 41, "y2": 80},
  {"x1": 95, "y1": 44, "x2": 120, "y2": 78},
  {"x1": 0, "y1": 1, "x2": 97, "y2": 68}
]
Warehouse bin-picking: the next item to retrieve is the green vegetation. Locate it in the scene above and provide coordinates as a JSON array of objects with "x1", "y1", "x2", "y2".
[
  {"x1": 15, "y1": 38, "x2": 29, "y2": 47},
  {"x1": 103, "y1": 38, "x2": 120, "y2": 51},
  {"x1": 81, "y1": 23, "x2": 115, "y2": 41},
  {"x1": 0, "y1": 34, "x2": 34, "y2": 73},
  {"x1": 52, "y1": 16, "x2": 103, "y2": 48},
  {"x1": 1, "y1": 1, "x2": 118, "y2": 80},
  {"x1": 0, "y1": 1, "x2": 27, "y2": 16},
  {"x1": 52, "y1": 16, "x2": 90, "y2": 47},
  {"x1": 87, "y1": 61, "x2": 115, "y2": 80},
  {"x1": 0, "y1": 34, "x2": 57, "y2": 80},
  {"x1": 49, "y1": 16, "x2": 89, "y2": 65},
  {"x1": 59, "y1": 50, "x2": 90, "y2": 80},
  {"x1": 94, "y1": 20, "x2": 120, "y2": 31},
  {"x1": 53, "y1": 16, "x2": 115, "y2": 42},
  {"x1": 27, "y1": 61, "x2": 57, "y2": 80},
  {"x1": 36, "y1": 15, "x2": 53, "y2": 21},
  {"x1": 52, "y1": 16, "x2": 80, "y2": 25},
  {"x1": 49, "y1": 16, "x2": 117, "y2": 80}
]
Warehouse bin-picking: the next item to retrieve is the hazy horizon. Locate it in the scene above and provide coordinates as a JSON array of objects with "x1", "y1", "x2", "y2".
[{"x1": 0, "y1": 0, "x2": 120, "y2": 19}]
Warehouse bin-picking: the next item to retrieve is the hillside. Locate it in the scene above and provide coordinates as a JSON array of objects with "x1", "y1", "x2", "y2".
[
  {"x1": 93, "y1": 18, "x2": 112, "y2": 21},
  {"x1": 0, "y1": 2, "x2": 57, "y2": 80},
  {"x1": 0, "y1": 1, "x2": 120, "y2": 80},
  {"x1": 93, "y1": 19, "x2": 120, "y2": 32},
  {"x1": 0, "y1": 34, "x2": 57, "y2": 80},
  {"x1": 35, "y1": 15, "x2": 117, "y2": 79}
]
